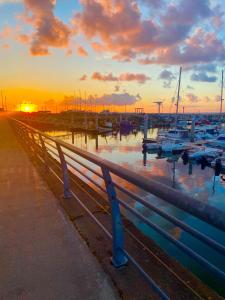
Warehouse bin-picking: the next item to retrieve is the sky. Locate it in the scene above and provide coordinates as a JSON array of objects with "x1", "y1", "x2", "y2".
[{"x1": 0, "y1": 0, "x2": 225, "y2": 113}]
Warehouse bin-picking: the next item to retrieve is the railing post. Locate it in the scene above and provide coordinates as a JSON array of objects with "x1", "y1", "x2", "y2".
[
  {"x1": 39, "y1": 134, "x2": 49, "y2": 172},
  {"x1": 101, "y1": 167, "x2": 128, "y2": 268},
  {"x1": 56, "y1": 143, "x2": 72, "y2": 199},
  {"x1": 30, "y1": 130, "x2": 38, "y2": 156},
  {"x1": 24, "y1": 128, "x2": 34, "y2": 152}
]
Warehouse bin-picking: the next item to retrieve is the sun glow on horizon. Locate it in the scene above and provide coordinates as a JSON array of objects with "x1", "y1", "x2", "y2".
[{"x1": 18, "y1": 103, "x2": 36, "y2": 113}]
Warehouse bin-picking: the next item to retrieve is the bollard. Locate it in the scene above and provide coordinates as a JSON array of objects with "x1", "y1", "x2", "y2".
[
  {"x1": 101, "y1": 166, "x2": 128, "y2": 267},
  {"x1": 56, "y1": 143, "x2": 72, "y2": 199}
]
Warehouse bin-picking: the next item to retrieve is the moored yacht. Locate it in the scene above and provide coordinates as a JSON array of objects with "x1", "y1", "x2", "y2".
[{"x1": 207, "y1": 134, "x2": 225, "y2": 148}]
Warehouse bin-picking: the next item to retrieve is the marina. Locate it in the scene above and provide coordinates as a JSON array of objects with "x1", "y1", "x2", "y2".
[
  {"x1": 15, "y1": 112, "x2": 225, "y2": 296},
  {"x1": 2, "y1": 0, "x2": 225, "y2": 298}
]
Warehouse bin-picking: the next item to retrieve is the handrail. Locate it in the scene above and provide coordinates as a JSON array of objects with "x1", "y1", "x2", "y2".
[
  {"x1": 10, "y1": 117, "x2": 225, "y2": 299},
  {"x1": 10, "y1": 118, "x2": 225, "y2": 232}
]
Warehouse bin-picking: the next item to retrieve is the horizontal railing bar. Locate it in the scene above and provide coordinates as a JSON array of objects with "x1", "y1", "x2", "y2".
[
  {"x1": 114, "y1": 183, "x2": 225, "y2": 257},
  {"x1": 44, "y1": 139, "x2": 58, "y2": 150},
  {"x1": 65, "y1": 159, "x2": 107, "y2": 194},
  {"x1": 124, "y1": 250, "x2": 170, "y2": 300},
  {"x1": 46, "y1": 147, "x2": 59, "y2": 159},
  {"x1": 62, "y1": 150, "x2": 104, "y2": 179},
  {"x1": 46, "y1": 153, "x2": 109, "y2": 207},
  {"x1": 118, "y1": 198, "x2": 225, "y2": 282}
]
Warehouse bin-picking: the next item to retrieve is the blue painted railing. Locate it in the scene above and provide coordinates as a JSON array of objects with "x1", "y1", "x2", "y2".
[{"x1": 11, "y1": 118, "x2": 225, "y2": 300}]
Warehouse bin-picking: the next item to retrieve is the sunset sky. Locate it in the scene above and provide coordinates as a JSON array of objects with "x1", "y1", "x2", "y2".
[{"x1": 0, "y1": 0, "x2": 225, "y2": 113}]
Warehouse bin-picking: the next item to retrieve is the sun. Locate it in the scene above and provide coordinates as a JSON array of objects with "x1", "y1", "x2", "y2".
[
  {"x1": 24, "y1": 105, "x2": 31, "y2": 112},
  {"x1": 19, "y1": 103, "x2": 36, "y2": 113}
]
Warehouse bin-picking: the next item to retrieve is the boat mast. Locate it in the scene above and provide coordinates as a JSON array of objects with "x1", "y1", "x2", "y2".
[
  {"x1": 175, "y1": 66, "x2": 182, "y2": 125},
  {"x1": 220, "y1": 69, "x2": 224, "y2": 114},
  {"x1": 1, "y1": 90, "x2": 4, "y2": 110}
]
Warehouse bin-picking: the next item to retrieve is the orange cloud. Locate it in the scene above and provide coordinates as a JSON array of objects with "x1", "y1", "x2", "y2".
[
  {"x1": 72, "y1": 0, "x2": 225, "y2": 65},
  {"x1": 0, "y1": 26, "x2": 12, "y2": 39},
  {"x1": 79, "y1": 74, "x2": 88, "y2": 81},
  {"x1": 21, "y1": 0, "x2": 71, "y2": 56},
  {"x1": 2, "y1": 43, "x2": 10, "y2": 49},
  {"x1": 77, "y1": 46, "x2": 88, "y2": 56},
  {"x1": 91, "y1": 72, "x2": 150, "y2": 84},
  {"x1": 17, "y1": 33, "x2": 30, "y2": 44}
]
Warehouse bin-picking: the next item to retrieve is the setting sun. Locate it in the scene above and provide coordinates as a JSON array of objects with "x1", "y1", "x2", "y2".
[{"x1": 19, "y1": 103, "x2": 36, "y2": 113}]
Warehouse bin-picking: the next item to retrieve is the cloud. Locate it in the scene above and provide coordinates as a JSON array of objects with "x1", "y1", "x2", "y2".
[
  {"x1": 140, "y1": 0, "x2": 164, "y2": 9},
  {"x1": 2, "y1": 43, "x2": 10, "y2": 49},
  {"x1": 92, "y1": 72, "x2": 118, "y2": 82},
  {"x1": 79, "y1": 74, "x2": 87, "y2": 81},
  {"x1": 203, "y1": 96, "x2": 211, "y2": 102},
  {"x1": 191, "y1": 72, "x2": 217, "y2": 82},
  {"x1": 77, "y1": 45, "x2": 88, "y2": 56},
  {"x1": 139, "y1": 27, "x2": 225, "y2": 65},
  {"x1": 186, "y1": 93, "x2": 200, "y2": 103},
  {"x1": 97, "y1": 93, "x2": 141, "y2": 106},
  {"x1": 17, "y1": 33, "x2": 30, "y2": 44},
  {"x1": 91, "y1": 72, "x2": 150, "y2": 84},
  {"x1": 215, "y1": 95, "x2": 221, "y2": 102},
  {"x1": 212, "y1": 5, "x2": 225, "y2": 29},
  {"x1": 61, "y1": 92, "x2": 141, "y2": 106},
  {"x1": 119, "y1": 73, "x2": 150, "y2": 83},
  {"x1": 10, "y1": 0, "x2": 225, "y2": 67},
  {"x1": 0, "y1": 26, "x2": 12, "y2": 39},
  {"x1": 20, "y1": 0, "x2": 71, "y2": 55},
  {"x1": 159, "y1": 69, "x2": 176, "y2": 88},
  {"x1": 191, "y1": 63, "x2": 217, "y2": 73},
  {"x1": 72, "y1": 0, "x2": 221, "y2": 65}
]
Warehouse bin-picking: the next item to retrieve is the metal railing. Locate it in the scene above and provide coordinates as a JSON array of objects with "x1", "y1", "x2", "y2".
[{"x1": 10, "y1": 118, "x2": 225, "y2": 300}]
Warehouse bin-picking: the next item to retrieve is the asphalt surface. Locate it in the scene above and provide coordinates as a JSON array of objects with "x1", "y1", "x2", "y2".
[{"x1": 0, "y1": 116, "x2": 120, "y2": 300}]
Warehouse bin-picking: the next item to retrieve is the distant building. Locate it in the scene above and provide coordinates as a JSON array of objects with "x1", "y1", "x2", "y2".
[{"x1": 135, "y1": 107, "x2": 144, "y2": 114}]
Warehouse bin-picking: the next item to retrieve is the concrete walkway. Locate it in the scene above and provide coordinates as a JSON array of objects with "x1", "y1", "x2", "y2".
[{"x1": 0, "y1": 116, "x2": 120, "y2": 300}]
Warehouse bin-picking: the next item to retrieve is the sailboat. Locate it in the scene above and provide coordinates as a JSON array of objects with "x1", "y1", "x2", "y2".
[
  {"x1": 157, "y1": 67, "x2": 190, "y2": 141},
  {"x1": 143, "y1": 67, "x2": 190, "y2": 153}
]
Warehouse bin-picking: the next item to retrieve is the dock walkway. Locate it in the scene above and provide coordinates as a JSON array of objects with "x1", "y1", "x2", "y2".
[{"x1": 0, "y1": 116, "x2": 119, "y2": 300}]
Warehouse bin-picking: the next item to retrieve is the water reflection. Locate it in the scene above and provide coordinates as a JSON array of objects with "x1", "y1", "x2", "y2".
[{"x1": 46, "y1": 127, "x2": 225, "y2": 296}]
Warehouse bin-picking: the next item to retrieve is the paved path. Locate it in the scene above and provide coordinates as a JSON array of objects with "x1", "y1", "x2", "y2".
[{"x1": 0, "y1": 116, "x2": 120, "y2": 300}]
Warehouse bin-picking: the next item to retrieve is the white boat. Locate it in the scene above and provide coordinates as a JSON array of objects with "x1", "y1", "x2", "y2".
[
  {"x1": 158, "y1": 129, "x2": 189, "y2": 141},
  {"x1": 195, "y1": 131, "x2": 214, "y2": 140},
  {"x1": 194, "y1": 125, "x2": 219, "y2": 140},
  {"x1": 161, "y1": 140, "x2": 190, "y2": 153},
  {"x1": 207, "y1": 134, "x2": 225, "y2": 148},
  {"x1": 143, "y1": 138, "x2": 190, "y2": 153},
  {"x1": 189, "y1": 146, "x2": 223, "y2": 160}
]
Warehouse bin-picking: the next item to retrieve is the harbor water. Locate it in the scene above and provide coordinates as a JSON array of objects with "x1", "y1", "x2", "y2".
[{"x1": 47, "y1": 128, "x2": 225, "y2": 296}]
